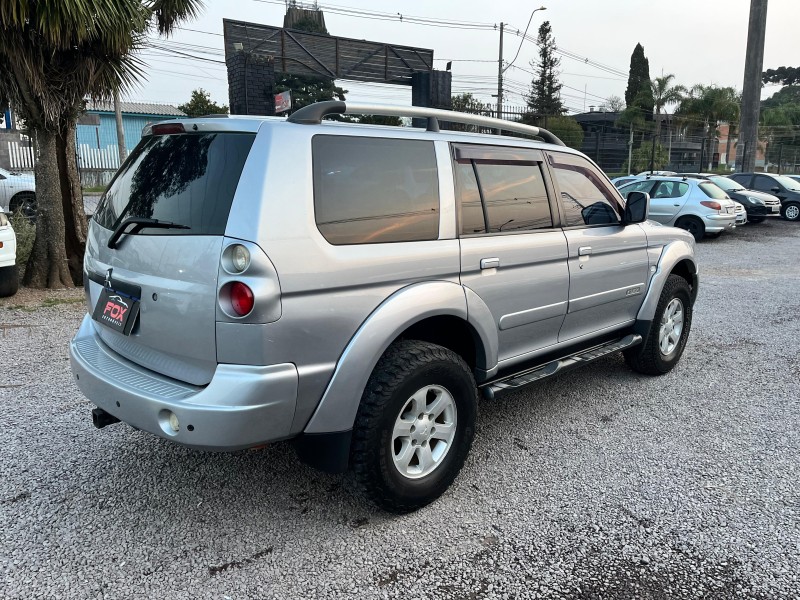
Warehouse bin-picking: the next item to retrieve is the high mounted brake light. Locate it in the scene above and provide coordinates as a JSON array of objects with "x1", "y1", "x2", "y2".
[{"x1": 150, "y1": 123, "x2": 186, "y2": 135}]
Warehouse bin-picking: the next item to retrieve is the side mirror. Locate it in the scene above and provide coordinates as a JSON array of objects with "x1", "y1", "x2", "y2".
[
  {"x1": 624, "y1": 191, "x2": 649, "y2": 224},
  {"x1": 771, "y1": 187, "x2": 781, "y2": 193}
]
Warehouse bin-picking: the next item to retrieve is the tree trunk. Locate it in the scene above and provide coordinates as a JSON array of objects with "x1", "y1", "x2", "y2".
[
  {"x1": 114, "y1": 89, "x2": 128, "y2": 163},
  {"x1": 56, "y1": 120, "x2": 88, "y2": 284},
  {"x1": 23, "y1": 130, "x2": 73, "y2": 288}
]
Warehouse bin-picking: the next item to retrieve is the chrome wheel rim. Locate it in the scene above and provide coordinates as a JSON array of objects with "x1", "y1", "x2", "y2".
[
  {"x1": 786, "y1": 205, "x2": 800, "y2": 220},
  {"x1": 659, "y1": 298, "x2": 684, "y2": 356},
  {"x1": 391, "y1": 385, "x2": 457, "y2": 479}
]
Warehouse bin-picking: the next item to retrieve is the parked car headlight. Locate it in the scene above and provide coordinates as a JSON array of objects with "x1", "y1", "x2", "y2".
[{"x1": 746, "y1": 196, "x2": 764, "y2": 205}]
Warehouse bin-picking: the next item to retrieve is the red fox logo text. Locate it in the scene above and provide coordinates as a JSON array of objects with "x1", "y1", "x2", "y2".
[
  {"x1": 103, "y1": 301, "x2": 127, "y2": 321},
  {"x1": 103, "y1": 295, "x2": 129, "y2": 322}
]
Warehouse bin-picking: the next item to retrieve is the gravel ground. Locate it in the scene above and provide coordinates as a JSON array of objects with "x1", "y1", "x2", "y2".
[{"x1": 1, "y1": 219, "x2": 799, "y2": 599}]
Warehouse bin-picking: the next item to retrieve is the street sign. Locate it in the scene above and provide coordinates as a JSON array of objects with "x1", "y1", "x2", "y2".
[{"x1": 275, "y1": 90, "x2": 292, "y2": 114}]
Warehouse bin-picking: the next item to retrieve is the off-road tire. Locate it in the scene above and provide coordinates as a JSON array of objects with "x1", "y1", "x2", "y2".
[
  {"x1": 781, "y1": 202, "x2": 800, "y2": 222},
  {"x1": 0, "y1": 265, "x2": 19, "y2": 297},
  {"x1": 350, "y1": 340, "x2": 477, "y2": 513},
  {"x1": 624, "y1": 274, "x2": 692, "y2": 375},
  {"x1": 674, "y1": 216, "x2": 705, "y2": 242}
]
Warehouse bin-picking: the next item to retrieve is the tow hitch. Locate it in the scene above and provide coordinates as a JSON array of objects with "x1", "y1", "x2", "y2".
[{"x1": 92, "y1": 408, "x2": 120, "y2": 429}]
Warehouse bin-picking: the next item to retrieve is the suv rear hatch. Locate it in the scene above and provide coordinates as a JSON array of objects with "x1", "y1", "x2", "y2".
[{"x1": 85, "y1": 123, "x2": 257, "y2": 385}]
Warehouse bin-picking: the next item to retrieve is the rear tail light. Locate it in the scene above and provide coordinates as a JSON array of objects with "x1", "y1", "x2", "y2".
[
  {"x1": 230, "y1": 282, "x2": 254, "y2": 316},
  {"x1": 700, "y1": 200, "x2": 721, "y2": 211}
]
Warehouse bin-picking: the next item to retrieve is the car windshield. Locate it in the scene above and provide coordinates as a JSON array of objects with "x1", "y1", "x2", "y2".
[
  {"x1": 709, "y1": 176, "x2": 742, "y2": 192},
  {"x1": 698, "y1": 182, "x2": 728, "y2": 199},
  {"x1": 773, "y1": 175, "x2": 800, "y2": 191}
]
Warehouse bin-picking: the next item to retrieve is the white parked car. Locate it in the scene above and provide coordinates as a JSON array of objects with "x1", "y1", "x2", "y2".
[
  {"x1": 0, "y1": 208, "x2": 19, "y2": 297},
  {"x1": 0, "y1": 166, "x2": 36, "y2": 220}
]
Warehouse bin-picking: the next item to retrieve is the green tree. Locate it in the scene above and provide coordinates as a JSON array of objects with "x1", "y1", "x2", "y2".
[
  {"x1": 762, "y1": 66, "x2": 800, "y2": 86},
  {"x1": 357, "y1": 115, "x2": 402, "y2": 126},
  {"x1": 178, "y1": 88, "x2": 228, "y2": 117},
  {"x1": 625, "y1": 43, "x2": 654, "y2": 116},
  {"x1": 0, "y1": 0, "x2": 203, "y2": 288},
  {"x1": 543, "y1": 116, "x2": 583, "y2": 149},
  {"x1": 525, "y1": 21, "x2": 566, "y2": 118},
  {"x1": 677, "y1": 85, "x2": 740, "y2": 170},
  {"x1": 451, "y1": 92, "x2": 490, "y2": 114},
  {"x1": 650, "y1": 74, "x2": 686, "y2": 137},
  {"x1": 761, "y1": 84, "x2": 800, "y2": 110},
  {"x1": 622, "y1": 143, "x2": 669, "y2": 174}
]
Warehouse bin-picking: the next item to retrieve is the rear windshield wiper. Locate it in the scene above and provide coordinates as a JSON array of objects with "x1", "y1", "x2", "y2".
[{"x1": 107, "y1": 217, "x2": 190, "y2": 249}]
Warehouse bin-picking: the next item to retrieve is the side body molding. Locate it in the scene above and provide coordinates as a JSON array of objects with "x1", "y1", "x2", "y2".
[
  {"x1": 303, "y1": 280, "x2": 497, "y2": 434},
  {"x1": 637, "y1": 240, "x2": 699, "y2": 323}
]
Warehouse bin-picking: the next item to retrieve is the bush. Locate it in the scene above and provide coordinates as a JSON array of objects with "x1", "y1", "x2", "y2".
[{"x1": 10, "y1": 210, "x2": 35, "y2": 278}]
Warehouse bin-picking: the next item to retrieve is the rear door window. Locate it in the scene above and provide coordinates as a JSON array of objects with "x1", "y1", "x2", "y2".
[
  {"x1": 94, "y1": 132, "x2": 256, "y2": 235},
  {"x1": 312, "y1": 136, "x2": 439, "y2": 245},
  {"x1": 453, "y1": 145, "x2": 553, "y2": 235},
  {"x1": 548, "y1": 152, "x2": 621, "y2": 227}
]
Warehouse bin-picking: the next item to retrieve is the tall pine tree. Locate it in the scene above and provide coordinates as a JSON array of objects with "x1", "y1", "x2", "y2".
[
  {"x1": 625, "y1": 43, "x2": 654, "y2": 117},
  {"x1": 526, "y1": 21, "x2": 566, "y2": 117}
]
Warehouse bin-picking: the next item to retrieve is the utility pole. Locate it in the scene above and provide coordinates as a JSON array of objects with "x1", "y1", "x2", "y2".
[
  {"x1": 736, "y1": 0, "x2": 768, "y2": 173},
  {"x1": 496, "y1": 22, "x2": 504, "y2": 134},
  {"x1": 113, "y1": 89, "x2": 127, "y2": 165}
]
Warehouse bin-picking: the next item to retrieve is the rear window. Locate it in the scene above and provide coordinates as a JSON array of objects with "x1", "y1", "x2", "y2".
[
  {"x1": 698, "y1": 182, "x2": 728, "y2": 199},
  {"x1": 312, "y1": 136, "x2": 439, "y2": 245},
  {"x1": 94, "y1": 132, "x2": 255, "y2": 235}
]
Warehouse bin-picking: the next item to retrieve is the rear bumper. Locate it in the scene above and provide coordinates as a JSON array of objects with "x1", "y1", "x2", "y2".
[
  {"x1": 69, "y1": 314, "x2": 298, "y2": 451},
  {"x1": 703, "y1": 213, "x2": 737, "y2": 233}
]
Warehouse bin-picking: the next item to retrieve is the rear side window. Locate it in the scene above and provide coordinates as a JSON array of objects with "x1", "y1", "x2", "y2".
[
  {"x1": 653, "y1": 181, "x2": 689, "y2": 198},
  {"x1": 698, "y1": 182, "x2": 728, "y2": 199},
  {"x1": 455, "y1": 160, "x2": 552, "y2": 234},
  {"x1": 548, "y1": 152, "x2": 621, "y2": 227},
  {"x1": 94, "y1": 132, "x2": 255, "y2": 235},
  {"x1": 312, "y1": 136, "x2": 439, "y2": 244}
]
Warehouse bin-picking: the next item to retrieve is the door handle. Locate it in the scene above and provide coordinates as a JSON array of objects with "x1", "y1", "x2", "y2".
[
  {"x1": 578, "y1": 246, "x2": 592, "y2": 256},
  {"x1": 480, "y1": 257, "x2": 500, "y2": 270}
]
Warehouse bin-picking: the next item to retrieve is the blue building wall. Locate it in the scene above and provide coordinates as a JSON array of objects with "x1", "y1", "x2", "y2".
[{"x1": 76, "y1": 112, "x2": 172, "y2": 154}]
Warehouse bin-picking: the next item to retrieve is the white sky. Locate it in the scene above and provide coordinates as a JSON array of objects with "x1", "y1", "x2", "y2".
[{"x1": 132, "y1": 0, "x2": 800, "y2": 113}]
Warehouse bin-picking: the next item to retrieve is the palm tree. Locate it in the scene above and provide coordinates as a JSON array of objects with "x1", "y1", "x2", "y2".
[
  {"x1": 0, "y1": 1, "x2": 203, "y2": 288},
  {"x1": 677, "y1": 85, "x2": 740, "y2": 171},
  {"x1": 650, "y1": 74, "x2": 686, "y2": 140}
]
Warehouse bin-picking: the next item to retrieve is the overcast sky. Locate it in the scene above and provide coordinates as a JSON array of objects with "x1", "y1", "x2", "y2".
[{"x1": 133, "y1": 0, "x2": 799, "y2": 113}]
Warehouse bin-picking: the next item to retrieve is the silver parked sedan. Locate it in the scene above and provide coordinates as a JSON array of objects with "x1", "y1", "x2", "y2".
[{"x1": 618, "y1": 176, "x2": 737, "y2": 240}]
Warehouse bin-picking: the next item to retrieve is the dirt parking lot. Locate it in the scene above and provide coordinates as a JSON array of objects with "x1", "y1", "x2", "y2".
[{"x1": 1, "y1": 218, "x2": 798, "y2": 599}]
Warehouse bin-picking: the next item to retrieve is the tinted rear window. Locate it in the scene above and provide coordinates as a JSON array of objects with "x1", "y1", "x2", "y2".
[
  {"x1": 94, "y1": 132, "x2": 255, "y2": 235},
  {"x1": 312, "y1": 136, "x2": 439, "y2": 245}
]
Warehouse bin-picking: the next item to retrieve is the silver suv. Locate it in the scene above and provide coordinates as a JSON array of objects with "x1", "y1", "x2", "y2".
[{"x1": 69, "y1": 102, "x2": 699, "y2": 512}]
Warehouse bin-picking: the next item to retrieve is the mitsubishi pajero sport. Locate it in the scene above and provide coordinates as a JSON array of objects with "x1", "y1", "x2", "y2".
[{"x1": 70, "y1": 101, "x2": 699, "y2": 512}]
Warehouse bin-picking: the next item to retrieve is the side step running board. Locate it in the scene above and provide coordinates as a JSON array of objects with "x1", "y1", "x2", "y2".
[{"x1": 482, "y1": 334, "x2": 642, "y2": 399}]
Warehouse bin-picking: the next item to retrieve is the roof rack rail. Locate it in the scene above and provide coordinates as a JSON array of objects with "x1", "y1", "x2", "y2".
[{"x1": 287, "y1": 101, "x2": 565, "y2": 146}]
